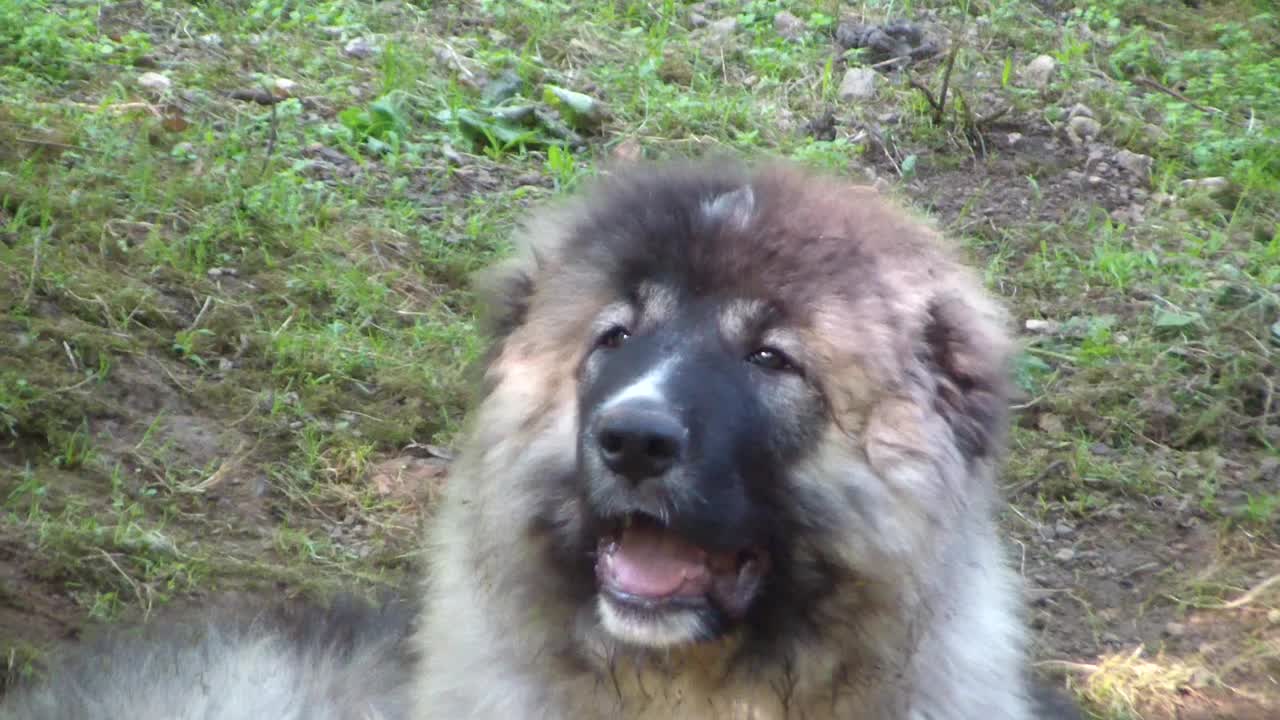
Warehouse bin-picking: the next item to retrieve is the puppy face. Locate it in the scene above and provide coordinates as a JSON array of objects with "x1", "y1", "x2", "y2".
[
  {"x1": 466, "y1": 161, "x2": 1013, "y2": 664},
  {"x1": 575, "y1": 285, "x2": 825, "y2": 648}
]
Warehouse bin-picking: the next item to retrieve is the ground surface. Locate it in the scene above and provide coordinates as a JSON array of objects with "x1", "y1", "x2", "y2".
[{"x1": 1, "y1": 1, "x2": 1277, "y2": 718}]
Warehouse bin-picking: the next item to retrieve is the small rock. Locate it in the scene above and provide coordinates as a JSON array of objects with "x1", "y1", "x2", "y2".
[
  {"x1": 1029, "y1": 589, "x2": 1058, "y2": 607},
  {"x1": 1087, "y1": 174, "x2": 1104, "y2": 186},
  {"x1": 440, "y1": 144, "x2": 464, "y2": 165},
  {"x1": 838, "y1": 67, "x2": 879, "y2": 102},
  {"x1": 1054, "y1": 522, "x2": 1075, "y2": 538},
  {"x1": 1038, "y1": 413, "x2": 1066, "y2": 435},
  {"x1": 1067, "y1": 103, "x2": 1094, "y2": 119},
  {"x1": 343, "y1": 37, "x2": 377, "y2": 58},
  {"x1": 1089, "y1": 442, "x2": 1113, "y2": 456},
  {"x1": 688, "y1": 12, "x2": 708, "y2": 28},
  {"x1": 1118, "y1": 203, "x2": 1146, "y2": 223},
  {"x1": 1067, "y1": 115, "x2": 1102, "y2": 144},
  {"x1": 1164, "y1": 621, "x2": 1186, "y2": 637},
  {"x1": 1267, "y1": 608, "x2": 1280, "y2": 625},
  {"x1": 1024, "y1": 318, "x2": 1061, "y2": 334},
  {"x1": 611, "y1": 138, "x2": 643, "y2": 162},
  {"x1": 199, "y1": 33, "x2": 223, "y2": 46},
  {"x1": 1006, "y1": 132, "x2": 1023, "y2": 147},
  {"x1": 273, "y1": 78, "x2": 298, "y2": 98},
  {"x1": 836, "y1": 20, "x2": 938, "y2": 67},
  {"x1": 137, "y1": 72, "x2": 171, "y2": 92},
  {"x1": 481, "y1": 70, "x2": 524, "y2": 103},
  {"x1": 775, "y1": 108, "x2": 797, "y2": 133},
  {"x1": 230, "y1": 88, "x2": 281, "y2": 105},
  {"x1": 1141, "y1": 123, "x2": 1168, "y2": 145},
  {"x1": 1152, "y1": 192, "x2": 1175, "y2": 207},
  {"x1": 1022, "y1": 55, "x2": 1057, "y2": 89},
  {"x1": 1053, "y1": 548, "x2": 1076, "y2": 563},
  {"x1": 658, "y1": 51, "x2": 694, "y2": 85},
  {"x1": 802, "y1": 110, "x2": 836, "y2": 141},
  {"x1": 706, "y1": 16, "x2": 738, "y2": 43},
  {"x1": 1180, "y1": 176, "x2": 1232, "y2": 197},
  {"x1": 1101, "y1": 632, "x2": 1121, "y2": 645},
  {"x1": 774, "y1": 11, "x2": 805, "y2": 40},
  {"x1": 1260, "y1": 457, "x2": 1280, "y2": 483},
  {"x1": 1114, "y1": 149, "x2": 1154, "y2": 180}
]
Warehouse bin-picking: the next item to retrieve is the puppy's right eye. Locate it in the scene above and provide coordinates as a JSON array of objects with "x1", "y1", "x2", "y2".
[{"x1": 597, "y1": 326, "x2": 631, "y2": 349}]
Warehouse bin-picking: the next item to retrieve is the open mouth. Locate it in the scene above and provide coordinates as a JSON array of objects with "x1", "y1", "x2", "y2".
[{"x1": 594, "y1": 514, "x2": 770, "y2": 622}]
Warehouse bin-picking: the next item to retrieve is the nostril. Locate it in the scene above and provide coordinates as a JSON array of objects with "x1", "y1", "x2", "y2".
[
  {"x1": 645, "y1": 435, "x2": 678, "y2": 460},
  {"x1": 599, "y1": 430, "x2": 624, "y2": 455}
]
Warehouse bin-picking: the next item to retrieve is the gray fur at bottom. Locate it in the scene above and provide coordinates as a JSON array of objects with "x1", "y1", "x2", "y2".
[
  {"x1": 0, "y1": 592, "x2": 1080, "y2": 720},
  {"x1": 0, "y1": 595, "x2": 417, "y2": 720}
]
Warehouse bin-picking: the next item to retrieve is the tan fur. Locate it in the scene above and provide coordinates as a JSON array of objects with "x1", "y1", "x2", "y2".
[{"x1": 411, "y1": 160, "x2": 1035, "y2": 719}]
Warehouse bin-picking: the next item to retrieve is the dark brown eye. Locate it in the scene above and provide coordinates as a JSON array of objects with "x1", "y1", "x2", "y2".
[
  {"x1": 746, "y1": 347, "x2": 796, "y2": 373},
  {"x1": 597, "y1": 326, "x2": 631, "y2": 349}
]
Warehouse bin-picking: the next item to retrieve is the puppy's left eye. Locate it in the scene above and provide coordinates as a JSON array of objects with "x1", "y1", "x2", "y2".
[
  {"x1": 597, "y1": 325, "x2": 632, "y2": 350},
  {"x1": 746, "y1": 347, "x2": 797, "y2": 373}
]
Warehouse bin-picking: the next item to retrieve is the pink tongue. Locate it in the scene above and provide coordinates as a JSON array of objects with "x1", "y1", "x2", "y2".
[{"x1": 608, "y1": 524, "x2": 710, "y2": 598}]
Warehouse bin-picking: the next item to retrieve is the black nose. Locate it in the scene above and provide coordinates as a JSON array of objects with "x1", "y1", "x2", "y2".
[{"x1": 594, "y1": 401, "x2": 687, "y2": 482}]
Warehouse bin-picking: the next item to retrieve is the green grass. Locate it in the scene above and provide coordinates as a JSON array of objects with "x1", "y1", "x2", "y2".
[{"x1": 1, "y1": 0, "x2": 1277, "y2": 715}]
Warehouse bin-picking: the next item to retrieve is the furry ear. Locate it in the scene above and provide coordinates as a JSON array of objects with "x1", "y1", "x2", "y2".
[
  {"x1": 921, "y1": 294, "x2": 1013, "y2": 460},
  {"x1": 473, "y1": 259, "x2": 536, "y2": 342},
  {"x1": 700, "y1": 185, "x2": 756, "y2": 231}
]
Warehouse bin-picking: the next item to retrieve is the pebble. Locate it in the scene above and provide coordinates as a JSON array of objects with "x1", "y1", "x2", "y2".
[
  {"x1": 1022, "y1": 54, "x2": 1056, "y2": 89},
  {"x1": 1114, "y1": 149, "x2": 1154, "y2": 179},
  {"x1": 838, "y1": 68, "x2": 879, "y2": 101},
  {"x1": 1180, "y1": 176, "x2": 1232, "y2": 196},
  {"x1": 1068, "y1": 115, "x2": 1102, "y2": 144},
  {"x1": 707, "y1": 16, "x2": 738, "y2": 43},
  {"x1": 1024, "y1": 318, "x2": 1061, "y2": 334},
  {"x1": 343, "y1": 37, "x2": 377, "y2": 58},
  {"x1": 774, "y1": 11, "x2": 805, "y2": 40},
  {"x1": 137, "y1": 72, "x2": 171, "y2": 92}
]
